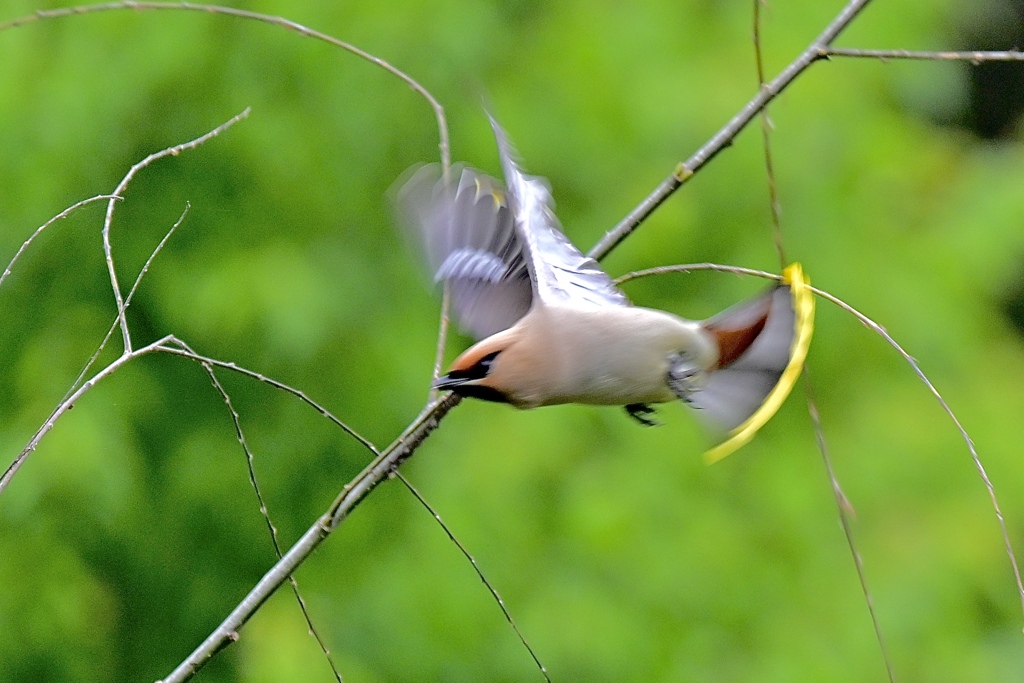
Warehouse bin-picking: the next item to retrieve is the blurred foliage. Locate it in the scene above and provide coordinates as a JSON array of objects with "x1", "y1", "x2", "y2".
[{"x1": 2, "y1": 0, "x2": 1024, "y2": 681}]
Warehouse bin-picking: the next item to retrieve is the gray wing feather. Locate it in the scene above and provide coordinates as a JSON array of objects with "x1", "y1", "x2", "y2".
[
  {"x1": 487, "y1": 115, "x2": 630, "y2": 310},
  {"x1": 396, "y1": 164, "x2": 533, "y2": 340}
]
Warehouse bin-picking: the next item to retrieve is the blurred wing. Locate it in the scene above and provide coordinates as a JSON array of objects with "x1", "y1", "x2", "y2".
[
  {"x1": 691, "y1": 264, "x2": 815, "y2": 462},
  {"x1": 395, "y1": 164, "x2": 533, "y2": 340},
  {"x1": 488, "y1": 114, "x2": 629, "y2": 310}
]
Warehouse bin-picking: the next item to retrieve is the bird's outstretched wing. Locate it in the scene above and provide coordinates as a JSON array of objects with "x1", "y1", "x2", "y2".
[
  {"x1": 487, "y1": 114, "x2": 630, "y2": 311},
  {"x1": 397, "y1": 115, "x2": 627, "y2": 337},
  {"x1": 396, "y1": 164, "x2": 533, "y2": 340}
]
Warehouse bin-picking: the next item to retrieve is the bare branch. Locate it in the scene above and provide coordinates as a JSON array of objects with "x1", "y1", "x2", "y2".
[
  {"x1": 156, "y1": 341, "x2": 379, "y2": 457},
  {"x1": 803, "y1": 375, "x2": 896, "y2": 683},
  {"x1": 126, "y1": 202, "x2": 190, "y2": 307},
  {"x1": 156, "y1": 393, "x2": 462, "y2": 683},
  {"x1": 752, "y1": 0, "x2": 786, "y2": 266},
  {"x1": 0, "y1": 1, "x2": 450, "y2": 170},
  {"x1": 194, "y1": 350, "x2": 344, "y2": 683},
  {"x1": 5, "y1": 205, "x2": 189, "y2": 493},
  {"x1": 616, "y1": 262, "x2": 1024, "y2": 618},
  {"x1": 65, "y1": 202, "x2": 189, "y2": 409},
  {"x1": 0, "y1": 194, "x2": 119, "y2": 290},
  {"x1": 395, "y1": 471, "x2": 550, "y2": 681},
  {"x1": 751, "y1": 4, "x2": 890, "y2": 674},
  {"x1": 3, "y1": 115, "x2": 241, "y2": 496},
  {"x1": 588, "y1": 0, "x2": 874, "y2": 262},
  {"x1": 430, "y1": 285, "x2": 452, "y2": 400},
  {"x1": 101, "y1": 107, "x2": 250, "y2": 353},
  {"x1": 0, "y1": 336, "x2": 173, "y2": 495},
  {"x1": 826, "y1": 47, "x2": 1024, "y2": 63}
]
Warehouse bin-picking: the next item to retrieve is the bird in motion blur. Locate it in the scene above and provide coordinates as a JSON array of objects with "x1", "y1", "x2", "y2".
[{"x1": 397, "y1": 114, "x2": 813, "y2": 461}]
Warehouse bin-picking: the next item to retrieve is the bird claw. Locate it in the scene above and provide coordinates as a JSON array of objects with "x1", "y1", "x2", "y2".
[{"x1": 625, "y1": 403, "x2": 661, "y2": 427}]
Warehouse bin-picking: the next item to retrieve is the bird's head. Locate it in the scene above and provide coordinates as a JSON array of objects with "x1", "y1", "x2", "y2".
[{"x1": 433, "y1": 331, "x2": 521, "y2": 404}]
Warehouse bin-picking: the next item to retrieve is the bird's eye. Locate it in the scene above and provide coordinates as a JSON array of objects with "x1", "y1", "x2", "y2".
[
  {"x1": 473, "y1": 351, "x2": 500, "y2": 377},
  {"x1": 448, "y1": 350, "x2": 501, "y2": 381}
]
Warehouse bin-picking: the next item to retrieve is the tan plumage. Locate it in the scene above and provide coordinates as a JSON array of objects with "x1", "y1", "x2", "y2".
[
  {"x1": 440, "y1": 303, "x2": 716, "y2": 409},
  {"x1": 396, "y1": 112, "x2": 804, "y2": 442}
]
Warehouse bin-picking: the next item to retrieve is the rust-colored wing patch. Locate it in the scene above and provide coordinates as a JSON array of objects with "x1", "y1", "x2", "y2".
[{"x1": 704, "y1": 292, "x2": 772, "y2": 368}]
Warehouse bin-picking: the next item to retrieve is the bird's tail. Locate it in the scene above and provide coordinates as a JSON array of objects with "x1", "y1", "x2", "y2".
[{"x1": 691, "y1": 264, "x2": 814, "y2": 462}]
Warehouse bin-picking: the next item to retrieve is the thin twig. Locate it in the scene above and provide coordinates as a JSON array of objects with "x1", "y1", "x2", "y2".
[
  {"x1": 193, "y1": 349, "x2": 344, "y2": 683},
  {"x1": 0, "y1": 336, "x2": 174, "y2": 494},
  {"x1": 826, "y1": 47, "x2": 1024, "y2": 62},
  {"x1": 430, "y1": 285, "x2": 452, "y2": 400},
  {"x1": 101, "y1": 107, "x2": 250, "y2": 353},
  {"x1": 616, "y1": 262, "x2": 1024, "y2": 618},
  {"x1": 588, "y1": 0, "x2": 874, "y2": 262},
  {"x1": 4, "y1": 205, "x2": 190, "y2": 494},
  {"x1": 394, "y1": 471, "x2": 551, "y2": 682},
  {"x1": 752, "y1": 0, "x2": 787, "y2": 266},
  {"x1": 0, "y1": 1, "x2": 449, "y2": 170},
  {"x1": 156, "y1": 341, "x2": 379, "y2": 457},
  {"x1": 0, "y1": 194, "x2": 120, "y2": 290},
  {"x1": 156, "y1": 392, "x2": 462, "y2": 683},
  {"x1": 804, "y1": 374, "x2": 897, "y2": 682},
  {"x1": 125, "y1": 203, "x2": 190, "y2": 307},
  {"x1": 66, "y1": 203, "x2": 192, "y2": 404},
  {"x1": 752, "y1": 3, "x2": 891, "y2": 676},
  {"x1": 431, "y1": 156, "x2": 455, "y2": 399}
]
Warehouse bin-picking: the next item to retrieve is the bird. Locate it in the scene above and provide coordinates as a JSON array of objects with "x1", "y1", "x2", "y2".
[{"x1": 396, "y1": 113, "x2": 813, "y2": 461}]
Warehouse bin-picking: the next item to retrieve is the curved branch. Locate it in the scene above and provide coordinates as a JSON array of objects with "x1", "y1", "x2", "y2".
[
  {"x1": 101, "y1": 107, "x2": 250, "y2": 353},
  {"x1": 617, "y1": 262, "x2": 1024, "y2": 618},
  {"x1": 0, "y1": 1, "x2": 450, "y2": 170},
  {"x1": 156, "y1": 342, "x2": 380, "y2": 457},
  {"x1": 0, "y1": 194, "x2": 119, "y2": 290}
]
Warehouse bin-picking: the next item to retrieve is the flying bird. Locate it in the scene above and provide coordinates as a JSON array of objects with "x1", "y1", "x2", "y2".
[{"x1": 396, "y1": 114, "x2": 813, "y2": 461}]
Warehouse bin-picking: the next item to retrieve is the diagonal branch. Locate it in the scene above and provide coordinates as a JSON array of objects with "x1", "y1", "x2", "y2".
[
  {"x1": 803, "y1": 374, "x2": 896, "y2": 683},
  {"x1": 193, "y1": 349, "x2": 344, "y2": 683},
  {"x1": 588, "y1": 0, "x2": 875, "y2": 262},
  {"x1": 1, "y1": 114, "x2": 245, "y2": 496},
  {"x1": 826, "y1": 47, "x2": 1024, "y2": 62},
  {"x1": 0, "y1": 336, "x2": 174, "y2": 494},
  {"x1": 395, "y1": 471, "x2": 550, "y2": 682}
]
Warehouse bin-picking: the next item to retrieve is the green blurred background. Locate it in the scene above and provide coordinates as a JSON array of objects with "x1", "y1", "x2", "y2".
[{"x1": 2, "y1": 0, "x2": 1023, "y2": 680}]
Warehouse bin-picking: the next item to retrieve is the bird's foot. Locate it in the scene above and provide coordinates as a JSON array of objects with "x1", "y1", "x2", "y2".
[
  {"x1": 625, "y1": 403, "x2": 661, "y2": 427},
  {"x1": 666, "y1": 352, "x2": 707, "y2": 405}
]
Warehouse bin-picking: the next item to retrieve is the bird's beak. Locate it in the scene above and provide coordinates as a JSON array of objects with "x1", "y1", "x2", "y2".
[
  {"x1": 431, "y1": 373, "x2": 510, "y2": 404},
  {"x1": 432, "y1": 373, "x2": 470, "y2": 391}
]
